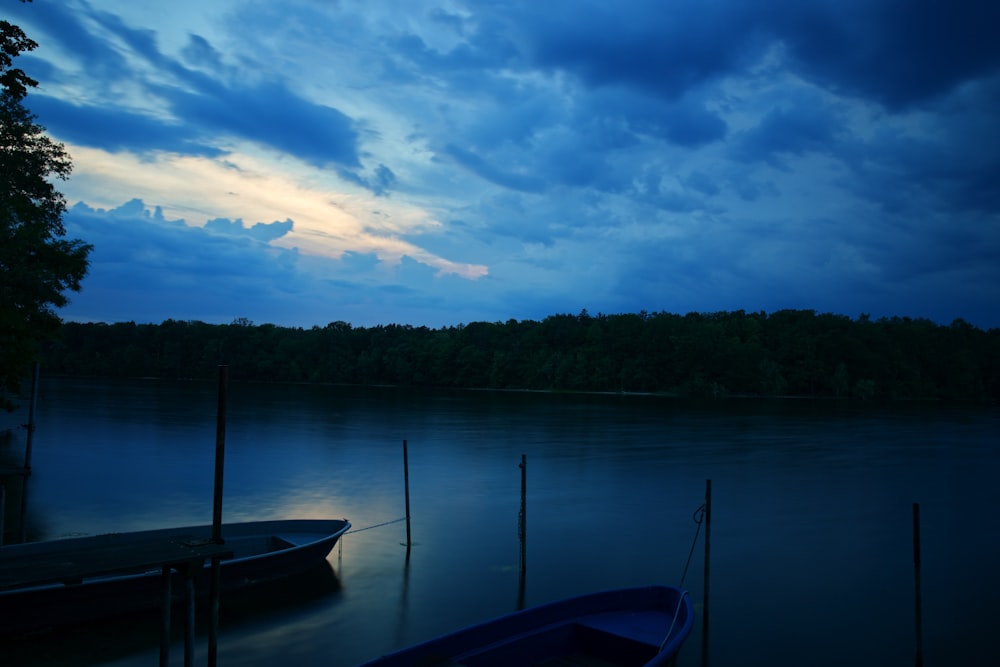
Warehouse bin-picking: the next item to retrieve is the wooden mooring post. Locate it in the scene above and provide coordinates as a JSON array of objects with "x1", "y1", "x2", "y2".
[
  {"x1": 913, "y1": 502, "x2": 924, "y2": 667},
  {"x1": 0, "y1": 362, "x2": 39, "y2": 547},
  {"x1": 23, "y1": 362, "x2": 39, "y2": 471},
  {"x1": 702, "y1": 478, "x2": 712, "y2": 667},
  {"x1": 0, "y1": 467, "x2": 27, "y2": 547},
  {"x1": 403, "y1": 439, "x2": 412, "y2": 549},
  {"x1": 518, "y1": 454, "x2": 527, "y2": 608},
  {"x1": 208, "y1": 365, "x2": 228, "y2": 667}
]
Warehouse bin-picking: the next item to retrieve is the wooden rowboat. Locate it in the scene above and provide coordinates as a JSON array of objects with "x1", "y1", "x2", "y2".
[
  {"x1": 0, "y1": 518, "x2": 350, "y2": 634},
  {"x1": 359, "y1": 585, "x2": 694, "y2": 667}
]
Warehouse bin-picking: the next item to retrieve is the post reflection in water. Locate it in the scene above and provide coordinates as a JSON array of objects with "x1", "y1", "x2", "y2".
[
  {"x1": 1, "y1": 377, "x2": 997, "y2": 667},
  {"x1": 393, "y1": 547, "x2": 411, "y2": 650}
]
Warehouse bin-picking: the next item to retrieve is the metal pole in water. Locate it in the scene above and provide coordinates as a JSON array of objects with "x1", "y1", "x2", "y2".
[
  {"x1": 702, "y1": 478, "x2": 711, "y2": 667},
  {"x1": 913, "y1": 502, "x2": 923, "y2": 667},
  {"x1": 403, "y1": 439, "x2": 412, "y2": 549}
]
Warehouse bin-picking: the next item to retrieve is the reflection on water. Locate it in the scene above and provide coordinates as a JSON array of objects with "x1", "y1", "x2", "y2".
[
  {"x1": 1, "y1": 378, "x2": 997, "y2": 666},
  {"x1": 392, "y1": 549, "x2": 411, "y2": 650},
  {"x1": 0, "y1": 561, "x2": 341, "y2": 667}
]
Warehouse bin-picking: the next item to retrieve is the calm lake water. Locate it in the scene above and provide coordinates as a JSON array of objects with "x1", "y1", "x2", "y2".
[{"x1": 1, "y1": 376, "x2": 998, "y2": 666}]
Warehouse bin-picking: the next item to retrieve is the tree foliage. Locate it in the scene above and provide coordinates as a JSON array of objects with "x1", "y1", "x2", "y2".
[
  {"x1": 43, "y1": 310, "x2": 999, "y2": 402},
  {"x1": 1, "y1": 3, "x2": 93, "y2": 410}
]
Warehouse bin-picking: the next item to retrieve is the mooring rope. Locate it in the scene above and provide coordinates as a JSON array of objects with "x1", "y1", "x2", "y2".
[
  {"x1": 659, "y1": 502, "x2": 707, "y2": 653},
  {"x1": 344, "y1": 517, "x2": 407, "y2": 535},
  {"x1": 679, "y1": 502, "x2": 706, "y2": 588},
  {"x1": 659, "y1": 591, "x2": 691, "y2": 653}
]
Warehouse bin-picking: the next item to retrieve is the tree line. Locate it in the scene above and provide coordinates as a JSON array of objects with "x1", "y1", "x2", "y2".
[{"x1": 41, "y1": 310, "x2": 999, "y2": 401}]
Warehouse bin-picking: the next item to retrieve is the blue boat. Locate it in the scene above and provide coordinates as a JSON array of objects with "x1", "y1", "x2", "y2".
[{"x1": 359, "y1": 585, "x2": 694, "y2": 667}]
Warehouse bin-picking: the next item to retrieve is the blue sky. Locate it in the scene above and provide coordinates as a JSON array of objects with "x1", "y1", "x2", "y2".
[{"x1": 9, "y1": 0, "x2": 1000, "y2": 329}]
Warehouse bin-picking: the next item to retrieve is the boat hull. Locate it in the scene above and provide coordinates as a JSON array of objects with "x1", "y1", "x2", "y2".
[
  {"x1": 359, "y1": 585, "x2": 694, "y2": 667},
  {"x1": 0, "y1": 518, "x2": 350, "y2": 634}
]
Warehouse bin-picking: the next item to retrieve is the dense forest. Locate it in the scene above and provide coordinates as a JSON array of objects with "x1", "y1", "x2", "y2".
[{"x1": 39, "y1": 310, "x2": 999, "y2": 402}]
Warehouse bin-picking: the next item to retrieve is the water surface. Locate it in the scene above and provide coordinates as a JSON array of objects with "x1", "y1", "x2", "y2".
[{"x1": 1, "y1": 377, "x2": 996, "y2": 666}]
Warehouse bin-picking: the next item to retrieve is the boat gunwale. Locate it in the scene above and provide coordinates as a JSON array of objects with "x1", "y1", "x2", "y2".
[
  {"x1": 0, "y1": 518, "x2": 351, "y2": 592},
  {"x1": 360, "y1": 585, "x2": 694, "y2": 667}
]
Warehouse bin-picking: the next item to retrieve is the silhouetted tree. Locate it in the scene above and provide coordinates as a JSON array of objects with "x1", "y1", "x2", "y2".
[{"x1": 1, "y1": 3, "x2": 92, "y2": 410}]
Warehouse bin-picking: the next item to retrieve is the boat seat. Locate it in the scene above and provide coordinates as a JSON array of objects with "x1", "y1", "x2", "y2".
[
  {"x1": 538, "y1": 654, "x2": 626, "y2": 667},
  {"x1": 412, "y1": 658, "x2": 467, "y2": 667},
  {"x1": 454, "y1": 619, "x2": 657, "y2": 667},
  {"x1": 571, "y1": 623, "x2": 659, "y2": 666}
]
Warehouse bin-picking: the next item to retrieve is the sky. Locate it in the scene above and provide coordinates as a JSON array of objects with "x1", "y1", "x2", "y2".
[{"x1": 8, "y1": 0, "x2": 1000, "y2": 330}]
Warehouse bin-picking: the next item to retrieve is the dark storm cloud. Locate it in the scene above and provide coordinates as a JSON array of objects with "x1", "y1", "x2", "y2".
[
  {"x1": 11, "y1": 1, "x2": 364, "y2": 172},
  {"x1": 459, "y1": 83, "x2": 563, "y2": 150},
  {"x1": 436, "y1": 86, "x2": 725, "y2": 199},
  {"x1": 86, "y1": 7, "x2": 171, "y2": 69},
  {"x1": 27, "y1": 94, "x2": 222, "y2": 157},
  {"x1": 729, "y1": 90, "x2": 847, "y2": 166},
  {"x1": 389, "y1": 20, "x2": 518, "y2": 74},
  {"x1": 167, "y1": 80, "x2": 361, "y2": 169},
  {"x1": 684, "y1": 171, "x2": 721, "y2": 197},
  {"x1": 8, "y1": 0, "x2": 133, "y2": 80},
  {"x1": 443, "y1": 144, "x2": 547, "y2": 193},
  {"x1": 890, "y1": 85, "x2": 999, "y2": 214},
  {"x1": 497, "y1": 0, "x2": 1000, "y2": 111},
  {"x1": 650, "y1": 100, "x2": 728, "y2": 148},
  {"x1": 774, "y1": 0, "x2": 1000, "y2": 110},
  {"x1": 517, "y1": 0, "x2": 764, "y2": 99},
  {"x1": 825, "y1": 73, "x2": 1000, "y2": 225},
  {"x1": 28, "y1": 80, "x2": 361, "y2": 170},
  {"x1": 577, "y1": 87, "x2": 728, "y2": 149}
]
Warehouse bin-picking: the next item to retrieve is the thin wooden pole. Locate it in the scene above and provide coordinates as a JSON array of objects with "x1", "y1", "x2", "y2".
[
  {"x1": 16, "y1": 467, "x2": 29, "y2": 544},
  {"x1": 209, "y1": 557, "x2": 221, "y2": 667},
  {"x1": 0, "y1": 481, "x2": 5, "y2": 547},
  {"x1": 184, "y1": 574, "x2": 196, "y2": 667},
  {"x1": 702, "y1": 479, "x2": 711, "y2": 667},
  {"x1": 913, "y1": 502, "x2": 924, "y2": 667},
  {"x1": 160, "y1": 566, "x2": 172, "y2": 667},
  {"x1": 403, "y1": 439, "x2": 412, "y2": 549},
  {"x1": 209, "y1": 365, "x2": 227, "y2": 667},
  {"x1": 518, "y1": 454, "x2": 527, "y2": 609},
  {"x1": 14, "y1": 363, "x2": 39, "y2": 545},
  {"x1": 23, "y1": 362, "x2": 39, "y2": 470},
  {"x1": 212, "y1": 366, "x2": 228, "y2": 543}
]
